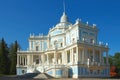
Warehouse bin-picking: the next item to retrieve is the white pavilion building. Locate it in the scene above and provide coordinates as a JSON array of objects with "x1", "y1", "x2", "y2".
[{"x1": 16, "y1": 11, "x2": 110, "y2": 78}]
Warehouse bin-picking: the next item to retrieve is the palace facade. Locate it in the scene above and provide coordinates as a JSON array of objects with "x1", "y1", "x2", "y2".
[{"x1": 16, "y1": 12, "x2": 110, "y2": 78}]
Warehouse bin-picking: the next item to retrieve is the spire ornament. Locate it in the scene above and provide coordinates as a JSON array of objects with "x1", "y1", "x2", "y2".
[{"x1": 63, "y1": 0, "x2": 66, "y2": 13}]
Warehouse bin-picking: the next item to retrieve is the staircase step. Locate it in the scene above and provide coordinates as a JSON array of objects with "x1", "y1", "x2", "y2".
[
  {"x1": 34, "y1": 73, "x2": 54, "y2": 79},
  {"x1": 17, "y1": 73, "x2": 54, "y2": 79}
]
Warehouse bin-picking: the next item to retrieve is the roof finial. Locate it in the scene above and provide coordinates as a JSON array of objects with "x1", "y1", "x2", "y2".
[{"x1": 63, "y1": 0, "x2": 66, "y2": 13}]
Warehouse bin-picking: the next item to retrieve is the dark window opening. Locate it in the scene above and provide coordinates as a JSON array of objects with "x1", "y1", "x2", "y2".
[
  {"x1": 36, "y1": 46, "x2": 39, "y2": 51},
  {"x1": 36, "y1": 59, "x2": 39, "y2": 64}
]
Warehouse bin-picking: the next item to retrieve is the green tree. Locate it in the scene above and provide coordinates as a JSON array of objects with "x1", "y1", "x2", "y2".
[
  {"x1": 109, "y1": 55, "x2": 114, "y2": 66},
  {"x1": 114, "y1": 52, "x2": 120, "y2": 76},
  {"x1": 9, "y1": 41, "x2": 19, "y2": 74},
  {"x1": 0, "y1": 38, "x2": 9, "y2": 74}
]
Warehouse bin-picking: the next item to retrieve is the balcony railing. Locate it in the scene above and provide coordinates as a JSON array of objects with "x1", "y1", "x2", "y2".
[
  {"x1": 17, "y1": 39, "x2": 108, "y2": 53},
  {"x1": 77, "y1": 40, "x2": 108, "y2": 48}
]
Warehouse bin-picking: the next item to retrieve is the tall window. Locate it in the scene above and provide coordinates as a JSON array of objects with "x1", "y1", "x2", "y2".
[
  {"x1": 31, "y1": 41, "x2": 34, "y2": 49},
  {"x1": 90, "y1": 56, "x2": 93, "y2": 62},
  {"x1": 72, "y1": 38, "x2": 75, "y2": 42},
  {"x1": 67, "y1": 51, "x2": 70, "y2": 63},
  {"x1": 97, "y1": 70, "x2": 100, "y2": 74},
  {"x1": 60, "y1": 43, "x2": 63, "y2": 47},
  {"x1": 90, "y1": 39, "x2": 94, "y2": 43},
  {"x1": 36, "y1": 59, "x2": 39, "y2": 64},
  {"x1": 90, "y1": 70, "x2": 93, "y2": 74},
  {"x1": 36, "y1": 46, "x2": 39, "y2": 51}
]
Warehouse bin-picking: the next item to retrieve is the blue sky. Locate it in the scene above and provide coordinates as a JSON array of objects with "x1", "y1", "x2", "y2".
[{"x1": 0, "y1": 0, "x2": 120, "y2": 55}]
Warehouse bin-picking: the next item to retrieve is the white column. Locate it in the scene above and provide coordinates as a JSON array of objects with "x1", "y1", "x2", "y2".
[
  {"x1": 20, "y1": 56, "x2": 21, "y2": 65},
  {"x1": 106, "y1": 51, "x2": 109, "y2": 65},
  {"x1": 25, "y1": 56, "x2": 27, "y2": 65},
  {"x1": 87, "y1": 50, "x2": 90, "y2": 59},
  {"x1": 84, "y1": 48, "x2": 87, "y2": 62},
  {"x1": 29, "y1": 55, "x2": 32, "y2": 64},
  {"x1": 42, "y1": 54, "x2": 45, "y2": 65},
  {"x1": 78, "y1": 48, "x2": 81, "y2": 62},
  {"x1": 70, "y1": 49, "x2": 72, "y2": 63},
  {"x1": 20, "y1": 56, "x2": 23, "y2": 65},
  {"x1": 24, "y1": 57, "x2": 26, "y2": 65},
  {"x1": 54, "y1": 51, "x2": 57, "y2": 64},
  {"x1": 62, "y1": 52, "x2": 64, "y2": 64},
  {"x1": 80, "y1": 49, "x2": 82, "y2": 62},
  {"x1": 29, "y1": 41, "x2": 31, "y2": 51},
  {"x1": 93, "y1": 49, "x2": 95, "y2": 62},
  {"x1": 38, "y1": 55, "x2": 40, "y2": 64},
  {"x1": 82, "y1": 48, "x2": 84, "y2": 64},
  {"x1": 65, "y1": 51, "x2": 67, "y2": 64},
  {"x1": 24, "y1": 57, "x2": 25, "y2": 65},
  {"x1": 42, "y1": 40, "x2": 43, "y2": 51},
  {"x1": 22, "y1": 56, "x2": 24, "y2": 65},
  {"x1": 82, "y1": 47, "x2": 86, "y2": 64},
  {"x1": 60, "y1": 53, "x2": 62, "y2": 64},
  {"x1": 43, "y1": 54, "x2": 45, "y2": 64},
  {"x1": 27, "y1": 55, "x2": 30, "y2": 65},
  {"x1": 32, "y1": 55, "x2": 33, "y2": 65},
  {"x1": 25, "y1": 56, "x2": 26, "y2": 65},
  {"x1": 47, "y1": 38, "x2": 49, "y2": 49},
  {"x1": 47, "y1": 54, "x2": 49, "y2": 65},
  {"x1": 71, "y1": 48, "x2": 73, "y2": 63},
  {"x1": 100, "y1": 50, "x2": 102, "y2": 63},
  {"x1": 63, "y1": 36, "x2": 66, "y2": 46},
  {"x1": 76, "y1": 47, "x2": 78, "y2": 63},
  {"x1": 102, "y1": 52, "x2": 105, "y2": 65},
  {"x1": 17, "y1": 55, "x2": 19, "y2": 66}
]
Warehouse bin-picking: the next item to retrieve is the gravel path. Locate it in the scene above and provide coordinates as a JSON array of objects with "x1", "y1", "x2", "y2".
[{"x1": 0, "y1": 76, "x2": 120, "y2": 80}]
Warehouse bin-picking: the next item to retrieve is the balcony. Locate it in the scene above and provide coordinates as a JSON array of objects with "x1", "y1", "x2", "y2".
[{"x1": 77, "y1": 39, "x2": 108, "y2": 48}]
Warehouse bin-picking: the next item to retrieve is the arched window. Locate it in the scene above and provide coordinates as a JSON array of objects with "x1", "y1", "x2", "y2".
[{"x1": 22, "y1": 70, "x2": 25, "y2": 74}]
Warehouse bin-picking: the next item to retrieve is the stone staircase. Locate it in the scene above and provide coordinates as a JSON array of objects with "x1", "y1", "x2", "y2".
[
  {"x1": 34, "y1": 73, "x2": 54, "y2": 79},
  {"x1": 17, "y1": 72, "x2": 54, "y2": 79}
]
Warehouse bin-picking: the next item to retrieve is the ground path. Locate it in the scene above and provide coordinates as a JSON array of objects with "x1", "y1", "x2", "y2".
[{"x1": 0, "y1": 76, "x2": 120, "y2": 80}]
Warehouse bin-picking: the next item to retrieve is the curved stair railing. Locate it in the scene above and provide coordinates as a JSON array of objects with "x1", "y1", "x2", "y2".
[{"x1": 27, "y1": 64, "x2": 36, "y2": 73}]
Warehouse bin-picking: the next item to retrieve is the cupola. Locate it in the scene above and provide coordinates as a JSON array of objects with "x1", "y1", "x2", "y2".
[{"x1": 60, "y1": 12, "x2": 69, "y2": 23}]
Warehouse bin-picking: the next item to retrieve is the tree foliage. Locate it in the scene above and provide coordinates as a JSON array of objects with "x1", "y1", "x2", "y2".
[
  {"x1": 110, "y1": 66, "x2": 117, "y2": 77},
  {"x1": 109, "y1": 52, "x2": 120, "y2": 77},
  {"x1": 9, "y1": 41, "x2": 19, "y2": 74},
  {"x1": 0, "y1": 38, "x2": 19, "y2": 75},
  {"x1": 0, "y1": 38, "x2": 9, "y2": 74}
]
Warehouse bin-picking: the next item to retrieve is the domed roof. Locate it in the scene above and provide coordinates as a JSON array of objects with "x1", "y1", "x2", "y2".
[
  {"x1": 60, "y1": 12, "x2": 69, "y2": 23},
  {"x1": 56, "y1": 22, "x2": 72, "y2": 28},
  {"x1": 53, "y1": 12, "x2": 72, "y2": 28}
]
